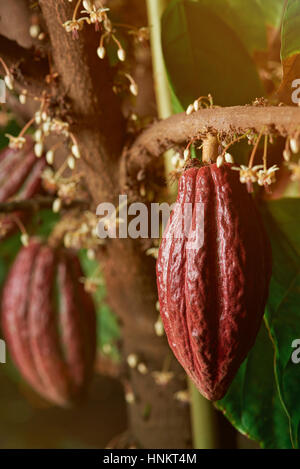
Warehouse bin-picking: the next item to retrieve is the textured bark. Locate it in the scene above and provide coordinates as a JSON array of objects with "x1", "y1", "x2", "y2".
[
  {"x1": 125, "y1": 105, "x2": 300, "y2": 183},
  {"x1": 38, "y1": 0, "x2": 192, "y2": 448}
]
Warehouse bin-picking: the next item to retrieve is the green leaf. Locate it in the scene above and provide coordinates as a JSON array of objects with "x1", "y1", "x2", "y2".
[
  {"x1": 217, "y1": 322, "x2": 292, "y2": 449},
  {"x1": 161, "y1": 0, "x2": 264, "y2": 110},
  {"x1": 281, "y1": 0, "x2": 300, "y2": 60},
  {"x1": 278, "y1": 0, "x2": 300, "y2": 104},
  {"x1": 78, "y1": 251, "x2": 120, "y2": 361},
  {"x1": 262, "y1": 199, "x2": 300, "y2": 448},
  {"x1": 255, "y1": 0, "x2": 286, "y2": 29}
]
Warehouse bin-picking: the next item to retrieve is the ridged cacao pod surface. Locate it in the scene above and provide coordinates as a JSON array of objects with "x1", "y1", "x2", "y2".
[
  {"x1": 1, "y1": 240, "x2": 97, "y2": 406},
  {"x1": 156, "y1": 163, "x2": 272, "y2": 401},
  {"x1": 0, "y1": 139, "x2": 46, "y2": 239}
]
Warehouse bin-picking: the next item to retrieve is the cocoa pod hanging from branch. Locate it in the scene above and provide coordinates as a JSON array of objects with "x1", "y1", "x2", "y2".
[
  {"x1": 156, "y1": 163, "x2": 272, "y2": 401},
  {"x1": 1, "y1": 239, "x2": 97, "y2": 406}
]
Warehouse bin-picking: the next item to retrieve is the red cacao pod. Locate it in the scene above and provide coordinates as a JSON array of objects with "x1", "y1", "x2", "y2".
[
  {"x1": 0, "y1": 139, "x2": 46, "y2": 239},
  {"x1": 1, "y1": 240, "x2": 97, "y2": 406},
  {"x1": 156, "y1": 163, "x2": 272, "y2": 401}
]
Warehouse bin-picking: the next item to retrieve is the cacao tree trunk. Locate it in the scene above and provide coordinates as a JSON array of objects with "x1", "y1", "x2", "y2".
[{"x1": 39, "y1": 0, "x2": 192, "y2": 448}]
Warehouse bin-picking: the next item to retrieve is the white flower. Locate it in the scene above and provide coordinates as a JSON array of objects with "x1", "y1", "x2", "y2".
[
  {"x1": 130, "y1": 83, "x2": 138, "y2": 97},
  {"x1": 20, "y1": 233, "x2": 29, "y2": 247},
  {"x1": 257, "y1": 165, "x2": 279, "y2": 187},
  {"x1": 52, "y1": 198, "x2": 62, "y2": 213},
  {"x1": 63, "y1": 18, "x2": 87, "y2": 39},
  {"x1": 183, "y1": 148, "x2": 190, "y2": 161},
  {"x1": 71, "y1": 144, "x2": 81, "y2": 159},
  {"x1": 97, "y1": 46, "x2": 106, "y2": 59},
  {"x1": 4, "y1": 74, "x2": 14, "y2": 90},
  {"x1": 186, "y1": 104, "x2": 194, "y2": 115},
  {"x1": 224, "y1": 152, "x2": 234, "y2": 164},
  {"x1": 5, "y1": 134, "x2": 26, "y2": 150},
  {"x1": 152, "y1": 371, "x2": 174, "y2": 386},
  {"x1": 117, "y1": 48, "x2": 126, "y2": 62},
  {"x1": 216, "y1": 155, "x2": 224, "y2": 168},
  {"x1": 34, "y1": 142, "x2": 44, "y2": 158},
  {"x1": 67, "y1": 155, "x2": 76, "y2": 170},
  {"x1": 231, "y1": 164, "x2": 263, "y2": 191},
  {"x1": 81, "y1": 2, "x2": 109, "y2": 29},
  {"x1": 290, "y1": 138, "x2": 300, "y2": 155},
  {"x1": 46, "y1": 150, "x2": 54, "y2": 165},
  {"x1": 127, "y1": 354, "x2": 139, "y2": 369}
]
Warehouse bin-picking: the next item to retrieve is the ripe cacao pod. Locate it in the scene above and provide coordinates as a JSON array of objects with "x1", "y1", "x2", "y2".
[
  {"x1": 156, "y1": 163, "x2": 272, "y2": 401},
  {"x1": 1, "y1": 239, "x2": 97, "y2": 406},
  {"x1": 0, "y1": 139, "x2": 46, "y2": 239}
]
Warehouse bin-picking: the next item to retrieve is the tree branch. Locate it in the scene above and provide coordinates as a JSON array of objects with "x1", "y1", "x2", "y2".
[
  {"x1": 0, "y1": 196, "x2": 88, "y2": 213},
  {"x1": 125, "y1": 105, "x2": 300, "y2": 180},
  {"x1": 0, "y1": 35, "x2": 49, "y2": 95}
]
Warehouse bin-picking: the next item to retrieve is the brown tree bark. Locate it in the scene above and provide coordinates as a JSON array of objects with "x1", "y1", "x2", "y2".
[{"x1": 37, "y1": 0, "x2": 192, "y2": 449}]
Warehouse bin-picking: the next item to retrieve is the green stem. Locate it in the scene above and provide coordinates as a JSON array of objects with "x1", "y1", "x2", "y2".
[
  {"x1": 188, "y1": 381, "x2": 219, "y2": 449},
  {"x1": 146, "y1": 0, "x2": 172, "y2": 119},
  {"x1": 146, "y1": 0, "x2": 174, "y2": 188},
  {"x1": 146, "y1": 0, "x2": 219, "y2": 450}
]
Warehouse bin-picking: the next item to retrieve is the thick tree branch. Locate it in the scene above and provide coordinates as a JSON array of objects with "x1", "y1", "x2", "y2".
[
  {"x1": 125, "y1": 105, "x2": 300, "y2": 180},
  {"x1": 0, "y1": 35, "x2": 48, "y2": 95}
]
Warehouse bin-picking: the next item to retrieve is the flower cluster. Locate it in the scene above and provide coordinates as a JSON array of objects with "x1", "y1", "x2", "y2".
[
  {"x1": 63, "y1": 0, "x2": 144, "y2": 96},
  {"x1": 63, "y1": 210, "x2": 101, "y2": 254},
  {"x1": 232, "y1": 164, "x2": 279, "y2": 192}
]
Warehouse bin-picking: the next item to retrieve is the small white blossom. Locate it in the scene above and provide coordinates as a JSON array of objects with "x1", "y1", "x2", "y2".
[
  {"x1": 5, "y1": 134, "x2": 26, "y2": 150},
  {"x1": 52, "y1": 198, "x2": 62, "y2": 213},
  {"x1": 97, "y1": 46, "x2": 106, "y2": 59},
  {"x1": 117, "y1": 48, "x2": 126, "y2": 62},
  {"x1": 186, "y1": 104, "x2": 194, "y2": 115},
  {"x1": 216, "y1": 155, "x2": 224, "y2": 168},
  {"x1": 127, "y1": 354, "x2": 139, "y2": 369},
  {"x1": 34, "y1": 142, "x2": 44, "y2": 158},
  {"x1": 257, "y1": 165, "x2": 279, "y2": 188},
  {"x1": 34, "y1": 129, "x2": 43, "y2": 142},
  {"x1": 290, "y1": 138, "x2": 300, "y2": 155},
  {"x1": 4, "y1": 74, "x2": 14, "y2": 90},
  {"x1": 183, "y1": 148, "x2": 190, "y2": 161},
  {"x1": 29, "y1": 24, "x2": 40, "y2": 38},
  {"x1": 224, "y1": 152, "x2": 234, "y2": 164},
  {"x1": 20, "y1": 233, "x2": 29, "y2": 247},
  {"x1": 137, "y1": 363, "x2": 148, "y2": 375},
  {"x1": 67, "y1": 155, "x2": 76, "y2": 170},
  {"x1": 130, "y1": 83, "x2": 138, "y2": 97},
  {"x1": 231, "y1": 164, "x2": 263, "y2": 192},
  {"x1": 283, "y1": 149, "x2": 291, "y2": 162},
  {"x1": 71, "y1": 144, "x2": 81, "y2": 159},
  {"x1": 46, "y1": 150, "x2": 54, "y2": 165}
]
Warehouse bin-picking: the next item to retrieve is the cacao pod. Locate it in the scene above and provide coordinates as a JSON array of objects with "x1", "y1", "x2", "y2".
[
  {"x1": 1, "y1": 239, "x2": 97, "y2": 406},
  {"x1": 0, "y1": 139, "x2": 46, "y2": 239},
  {"x1": 156, "y1": 163, "x2": 272, "y2": 401}
]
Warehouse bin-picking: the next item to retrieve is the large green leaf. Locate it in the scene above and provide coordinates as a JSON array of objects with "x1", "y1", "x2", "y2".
[
  {"x1": 262, "y1": 199, "x2": 300, "y2": 448},
  {"x1": 218, "y1": 199, "x2": 300, "y2": 449},
  {"x1": 161, "y1": 0, "x2": 264, "y2": 109},
  {"x1": 278, "y1": 0, "x2": 300, "y2": 104},
  {"x1": 217, "y1": 322, "x2": 292, "y2": 449}
]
